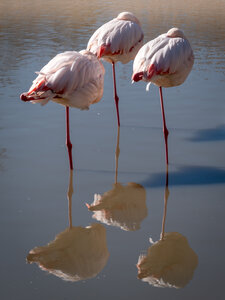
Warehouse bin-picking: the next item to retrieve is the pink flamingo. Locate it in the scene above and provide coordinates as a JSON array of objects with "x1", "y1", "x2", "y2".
[
  {"x1": 132, "y1": 28, "x2": 194, "y2": 164},
  {"x1": 87, "y1": 12, "x2": 144, "y2": 127},
  {"x1": 20, "y1": 50, "x2": 105, "y2": 170}
]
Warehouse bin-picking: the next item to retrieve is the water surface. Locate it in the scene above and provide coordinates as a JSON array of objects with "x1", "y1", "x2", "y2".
[{"x1": 1, "y1": 0, "x2": 225, "y2": 299}]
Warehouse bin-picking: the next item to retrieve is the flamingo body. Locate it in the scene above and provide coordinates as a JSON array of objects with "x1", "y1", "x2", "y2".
[
  {"x1": 20, "y1": 50, "x2": 105, "y2": 109},
  {"x1": 132, "y1": 28, "x2": 194, "y2": 165},
  {"x1": 87, "y1": 12, "x2": 144, "y2": 126},
  {"x1": 87, "y1": 12, "x2": 144, "y2": 64},
  {"x1": 132, "y1": 28, "x2": 194, "y2": 87},
  {"x1": 20, "y1": 50, "x2": 105, "y2": 170}
]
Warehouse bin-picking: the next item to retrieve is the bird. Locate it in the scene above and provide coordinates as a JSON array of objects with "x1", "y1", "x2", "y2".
[
  {"x1": 20, "y1": 50, "x2": 105, "y2": 170},
  {"x1": 87, "y1": 11, "x2": 144, "y2": 127},
  {"x1": 132, "y1": 28, "x2": 194, "y2": 165}
]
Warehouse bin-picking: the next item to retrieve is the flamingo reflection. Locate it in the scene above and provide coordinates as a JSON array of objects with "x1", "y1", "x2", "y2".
[
  {"x1": 137, "y1": 167, "x2": 198, "y2": 288},
  {"x1": 87, "y1": 127, "x2": 147, "y2": 231},
  {"x1": 27, "y1": 170, "x2": 109, "y2": 282}
]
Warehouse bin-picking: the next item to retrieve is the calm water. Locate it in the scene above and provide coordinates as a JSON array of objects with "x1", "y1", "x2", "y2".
[{"x1": 1, "y1": 0, "x2": 225, "y2": 299}]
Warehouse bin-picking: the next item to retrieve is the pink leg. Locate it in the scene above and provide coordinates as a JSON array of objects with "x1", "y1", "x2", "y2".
[
  {"x1": 66, "y1": 106, "x2": 73, "y2": 170},
  {"x1": 112, "y1": 62, "x2": 120, "y2": 127},
  {"x1": 159, "y1": 87, "x2": 169, "y2": 165}
]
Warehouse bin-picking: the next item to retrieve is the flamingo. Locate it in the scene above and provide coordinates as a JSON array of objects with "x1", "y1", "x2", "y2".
[
  {"x1": 20, "y1": 50, "x2": 105, "y2": 170},
  {"x1": 87, "y1": 12, "x2": 144, "y2": 127},
  {"x1": 132, "y1": 28, "x2": 194, "y2": 164}
]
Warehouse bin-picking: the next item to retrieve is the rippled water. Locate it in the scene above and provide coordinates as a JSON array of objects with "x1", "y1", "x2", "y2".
[{"x1": 1, "y1": 0, "x2": 225, "y2": 299}]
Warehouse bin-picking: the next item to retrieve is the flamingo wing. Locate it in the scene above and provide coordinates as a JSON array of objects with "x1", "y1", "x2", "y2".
[
  {"x1": 20, "y1": 51, "x2": 105, "y2": 109},
  {"x1": 149, "y1": 37, "x2": 193, "y2": 75},
  {"x1": 133, "y1": 34, "x2": 194, "y2": 81},
  {"x1": 87, "y1": 18, "x2": 143, "y2": 58}
]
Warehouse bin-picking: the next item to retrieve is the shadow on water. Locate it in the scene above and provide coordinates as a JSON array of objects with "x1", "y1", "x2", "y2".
[
  {"x1": 141, "y1": 165, "x2": 225, "y2": 188},
  {"x1": 0, "y1": 148, "x2": 7, "y2": 171},
  {"x1": 190, "y1": 124, "x2": 225, "y2": 142}
]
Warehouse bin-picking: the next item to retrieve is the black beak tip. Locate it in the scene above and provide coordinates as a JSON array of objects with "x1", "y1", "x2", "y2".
[{"x1": 20, "y1": 93, "x2": 27, "y2": 101}]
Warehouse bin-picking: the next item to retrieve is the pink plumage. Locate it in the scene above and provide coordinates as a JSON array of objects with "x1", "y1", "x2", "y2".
[
  {"x1": 87, "y1": 12, "x2": 144, "y2": 126},
  {"x1": 132, "y1": 28, "x2": 194, "y2": 87},
  {"x1": 132, "y1": 28, "x2": 194, "y2": 165},
  {"x1": 20, "y1": 50, "x2": 105, "y2": 109},
  {"x1": 20, "y1": 50, "x2": 105, "y2": 170},
  {"x1": 87, "y1": 12, "x2": 144, "y2": 64}
]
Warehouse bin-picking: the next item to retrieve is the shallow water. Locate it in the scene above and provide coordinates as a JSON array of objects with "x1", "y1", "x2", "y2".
[{"x1": 1, "y1": 0, "x2": 225, "y2": 299}]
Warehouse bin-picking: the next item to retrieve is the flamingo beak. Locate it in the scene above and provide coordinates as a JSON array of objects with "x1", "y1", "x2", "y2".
[
  {"x1": 132, "y1": 71, "x2": 144, "y2": 82},
  {"x1": 20, "y1": 93, "x2": 30, "y2": 102}
]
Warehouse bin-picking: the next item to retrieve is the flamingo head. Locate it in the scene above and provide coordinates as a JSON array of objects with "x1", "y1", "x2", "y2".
[
  {"x1": 117, "y1": 12, "x2": 141, "y2": 26},
  {"x1": 132, "y1": 71, "x2": 144, "y2": 82},
  {"x1": 20, "y1": 93, "x2": 30, "y2": 102},
  {"x1": 166, "y1": 28, "x2": 185, "y2": 39}
]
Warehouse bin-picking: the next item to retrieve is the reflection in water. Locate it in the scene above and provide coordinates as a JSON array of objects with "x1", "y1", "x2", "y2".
[
  {"x1": 137, "y1": 168, "x2": 198, "y2": 288},
  {"x1": 137, "y1": 232, "x2": 198, "y2": 288},
  {"x1": 27, "y1": 170, "x2": 109, "y2": 282},
  {"x1": 89, "y1": 182, "x2": 146, "y2": 231},
  {"x1": 87, "y1": 127, "x2": 147, "y2": 231}
]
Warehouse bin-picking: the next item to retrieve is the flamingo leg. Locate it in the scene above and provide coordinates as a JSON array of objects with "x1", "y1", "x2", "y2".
[
  {"x1": 66, "y1": 106, "x2": 73, "y2": 170},
  {"x1": 112, "y1": 62, "x2": 120, "y2": 127},
  {"x1": 159, "y1": 87, "x2": 169, "y2": 165}
]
